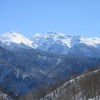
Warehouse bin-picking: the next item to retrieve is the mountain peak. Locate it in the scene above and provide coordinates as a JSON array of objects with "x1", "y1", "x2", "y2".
[
  {"x1": 32, "y1": 33, "x2": 42, "y2": 37},
  {"x1": 47, "y1": 31, "x2": 65, "y2": 36},
  {"x1": 1, "y1": 31, "x2": 24, "y2": 38},
  {"x1": 47, "y1": 31, "x2": 59, "y2": 34},
  {"x1": 0, "y1": 31, "x2": 32, "y2": 48},
  {"x1": 1, "y1": 31, "x2": 100, "y2": 54},
  {"x1": 7, "y1": 30, "x2": 22, "y2": 36}
]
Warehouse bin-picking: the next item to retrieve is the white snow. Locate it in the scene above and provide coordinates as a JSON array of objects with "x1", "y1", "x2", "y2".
[
  {"x1": 1, "y1": 31, "x2": 100, "y2": 52},
  {"x1": 80, "y1": 37, "x2": 100, "y2": 47},
  {"x1": 0, "y1": 31, "x2": 33, "y2": 47},
  {"x1": 30, "y1": 32, "x2": 100, "y2": 52}
]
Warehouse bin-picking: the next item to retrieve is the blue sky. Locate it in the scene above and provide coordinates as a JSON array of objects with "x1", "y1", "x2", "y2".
[{"x1": 0, "y1": 0, "x2": 100, "y2": 37}]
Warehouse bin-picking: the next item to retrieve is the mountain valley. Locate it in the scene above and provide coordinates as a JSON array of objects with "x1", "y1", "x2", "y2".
[{"x1": 0, "y1": 31, "x2": 100, "y2": 100}]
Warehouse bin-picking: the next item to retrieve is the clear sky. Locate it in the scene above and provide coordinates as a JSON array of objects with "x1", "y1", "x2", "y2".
[{"x1": 0, "y1": 0, "x2": 100, "y2": 37}]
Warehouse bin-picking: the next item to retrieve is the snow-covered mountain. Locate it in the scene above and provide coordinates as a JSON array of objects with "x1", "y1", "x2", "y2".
[
  {"x1": 0, "y1": 31, "x2": 33, "y2": 50},
  {"x1": 0, "y1": 31, "x2": 100, "y2": 56},
  {"x1": 30, "y1": 32, "x2": 71, "y2": 52},
  {"x1": 30, "y1": 32, "x2": 100, "y2": 55}
]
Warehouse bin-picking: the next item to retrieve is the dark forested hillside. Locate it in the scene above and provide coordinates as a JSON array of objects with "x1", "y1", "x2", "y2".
[
  {"x1": 0, "y1": 45, "x2": 100, "y2": 99},
  {"x1": 39, "y1": 69, "x2": 100, "y2": 100}
]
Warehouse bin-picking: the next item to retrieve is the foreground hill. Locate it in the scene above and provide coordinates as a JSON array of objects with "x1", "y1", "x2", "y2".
[{"x1": 40, "y1": 69, "x2": 100, "y2": 100}]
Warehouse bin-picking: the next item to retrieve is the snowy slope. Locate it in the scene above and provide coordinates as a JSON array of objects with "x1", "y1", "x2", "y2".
[
  {"x1": 80, "y1": 37, "x2": 100, "y2": 48},
  {"x1": 30, "y1": 32, "x2": 100, "y2": 54},
  {"x1": 0, "y1": 31, "x2": 100, "y2": 55},
  {"x1": 30, "y1": 32, "x2": 71, "y2": 49},
  {"x1": 31, "y1": 32, "x2": 100, "y2": 48},
  {"x1": 0, "y1": 31, "x2": 33, "y2": 50}
]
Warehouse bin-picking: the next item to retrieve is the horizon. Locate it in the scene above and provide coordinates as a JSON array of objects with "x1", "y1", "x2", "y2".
[{"x1": 0, "y1": 0, "x2": 100, "y2": 38}]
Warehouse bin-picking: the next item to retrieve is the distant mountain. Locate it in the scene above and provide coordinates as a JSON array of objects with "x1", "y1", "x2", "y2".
[
  {"x1": 0, "y1": 31, "x2": 100, "y2": 57},
  {"x1": 31, "y1": 32, "x2": 100, "y2": 49},
  {"x1": 30, "y1": 32, "x2": 100, "y2": 56},
  {"x1": 30, "y1": 32, "x2": 72, "y2": 52},
  {"x1": 0, "y1": 31, "x2": 32, "y2": 50}
]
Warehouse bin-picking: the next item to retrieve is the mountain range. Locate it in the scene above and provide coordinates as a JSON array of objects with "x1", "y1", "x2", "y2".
[
  {"x1": 0, "y1": 31, "x2": 100, "y2": 99},
  {"x1": 0, "y1": 31, "x2": 100, "y2": 57}
]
